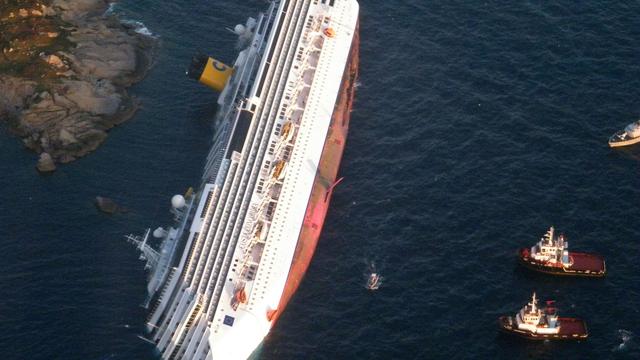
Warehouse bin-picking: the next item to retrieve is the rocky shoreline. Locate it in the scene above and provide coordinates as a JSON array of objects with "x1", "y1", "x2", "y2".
[{"x1": 0, "y1": 0, "x2": 155, "y2": 172}]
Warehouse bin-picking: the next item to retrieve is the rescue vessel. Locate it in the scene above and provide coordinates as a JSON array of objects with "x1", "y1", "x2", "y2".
[
  {"x1": 499, "y1": 293, "x2": 589, "y2": 340},
  {"x1": 126, "y1": 0, "x2": 359, "y2": 358},
  {"x1": 609, "y1": 119, "x2": 640, "y2": 148},
  {"x1": 518, "y1": 227, "x2": 606, "y2": 277}
]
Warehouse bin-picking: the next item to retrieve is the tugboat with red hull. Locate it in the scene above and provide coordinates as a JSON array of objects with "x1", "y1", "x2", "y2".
[
  {"x1": 518, "y1": 227, "x2": 606, "y2": 277},
  {"x1": 499, "y1": 293, "x2": 588, "y2": 341}
]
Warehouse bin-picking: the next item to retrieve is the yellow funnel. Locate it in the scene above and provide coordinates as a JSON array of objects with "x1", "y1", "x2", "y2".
[{"x1": 187, "y1": 55, "x2": 233, "y2": 92}]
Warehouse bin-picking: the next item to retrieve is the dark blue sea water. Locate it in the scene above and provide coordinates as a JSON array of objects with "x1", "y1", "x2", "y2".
[{"x1": 1, "y1": 0, "x2": 639, "y2": 359}]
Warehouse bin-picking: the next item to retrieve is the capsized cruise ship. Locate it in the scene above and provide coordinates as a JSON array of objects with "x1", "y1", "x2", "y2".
[{"x1": 126, "y1": 0, "x2": 359, "y2": 358}]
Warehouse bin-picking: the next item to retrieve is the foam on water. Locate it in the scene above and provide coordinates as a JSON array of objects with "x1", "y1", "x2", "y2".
[
  {"x1": 106, "y1": 2, "x2": 155, "y2": 38},
  {"x1": 613, "y1": 329, "x2": 634, "y2": 352},
  {"x1": 121, "y1": 19, "x2": 156, "y2": 37}
]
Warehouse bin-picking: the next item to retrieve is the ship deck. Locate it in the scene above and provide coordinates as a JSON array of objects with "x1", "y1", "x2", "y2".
[
  {"x1": 557, "y1": 317, "x2": 588, "y2": 337},
  {"x1": 569, "y1": 252, "x2": 606, "y2": 273}
]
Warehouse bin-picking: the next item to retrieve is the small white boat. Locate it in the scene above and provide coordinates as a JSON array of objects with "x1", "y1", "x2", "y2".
[
  {"x1": 609, "y1": 120, "x2": 640, "y2": 148},
  {"x1": 366, "y1": 272, "x2": 381, "y2": 290}
]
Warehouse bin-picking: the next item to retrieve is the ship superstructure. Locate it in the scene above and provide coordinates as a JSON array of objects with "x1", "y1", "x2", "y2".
[
  {"x1": 514, "y1": 293, "x2": 559, "y2": 335},
  {"x1": 128, "y1": 0, "x2": 359, "y2": 358},
  {"x1": 525, "y1": 227, "x2": 571, "y2": 266}
]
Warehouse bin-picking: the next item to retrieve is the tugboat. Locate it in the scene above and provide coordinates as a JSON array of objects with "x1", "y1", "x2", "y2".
[
  {"x1": 518, "y1": 227, "x2": 606, "y2": 277},
  {"x1": 609, "y1": 119, "x2": 640, "y2": 148},
  {"x1": 499, "y1": 293, "x2": 588, "y2": 340}
]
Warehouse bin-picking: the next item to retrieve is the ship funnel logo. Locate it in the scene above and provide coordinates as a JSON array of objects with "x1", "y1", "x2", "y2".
[{"x1": 213, "y1": 61, "x2": 228, "y2": 72}]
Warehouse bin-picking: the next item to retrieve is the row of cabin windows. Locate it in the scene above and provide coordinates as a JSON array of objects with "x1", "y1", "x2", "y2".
[
  {"x1": 268, "y1": 139, "x2": 277, "y2": 155},
  {"x1": 315, "y1": 0, "x2": 334, "y2": 6},
  {"x1": 256, "y1": 157, "x2": 270, "y2": 193}
]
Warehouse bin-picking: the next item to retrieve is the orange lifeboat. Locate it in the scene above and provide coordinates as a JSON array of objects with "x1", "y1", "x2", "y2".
[
  {"x1": 235, "y1": 286, "x2": 247, "y2": 304},
  {"x1": 271, "y1": 160, "x2": 287, "y2": 181},
  {"x1": 281, "y1": 121, "x2": 294, "y2": 142},
  {"x1": 237, "y1": 288, "x2": 247, "y2": 304},
  {"x1": 323, "y1": 27, "x2": 336, "y2": 38}
]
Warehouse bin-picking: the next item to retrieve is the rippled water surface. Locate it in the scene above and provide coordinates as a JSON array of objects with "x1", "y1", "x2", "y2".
[{"x1": 1, "y1": 1, "x2": 639, "y2": 359}]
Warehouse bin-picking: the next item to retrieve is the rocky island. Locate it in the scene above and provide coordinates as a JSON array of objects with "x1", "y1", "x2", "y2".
[{"x1": 0, "y1": 0, "x2": 154, "y2": 172}]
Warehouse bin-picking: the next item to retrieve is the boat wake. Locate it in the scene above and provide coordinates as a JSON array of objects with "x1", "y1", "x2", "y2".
[{"x1": 613, "y1": 329, "x2": 634, "y2": 352}]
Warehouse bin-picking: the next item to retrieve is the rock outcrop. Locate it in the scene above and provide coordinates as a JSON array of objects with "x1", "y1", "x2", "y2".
[
  {"x1": 0, "y1": 0, "x2": 154, "y2": 169},
  {"x1": 36, "y1": 152, "x2": 56, "y2": 172},
  {"x1": 95, "y1": 195, "x2": 119, "y2": 214}
]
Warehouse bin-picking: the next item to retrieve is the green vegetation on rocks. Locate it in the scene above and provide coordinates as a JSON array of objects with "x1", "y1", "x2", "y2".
[{"x1": 0, "y1": 0, "x2": 154, "y2": 171}]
